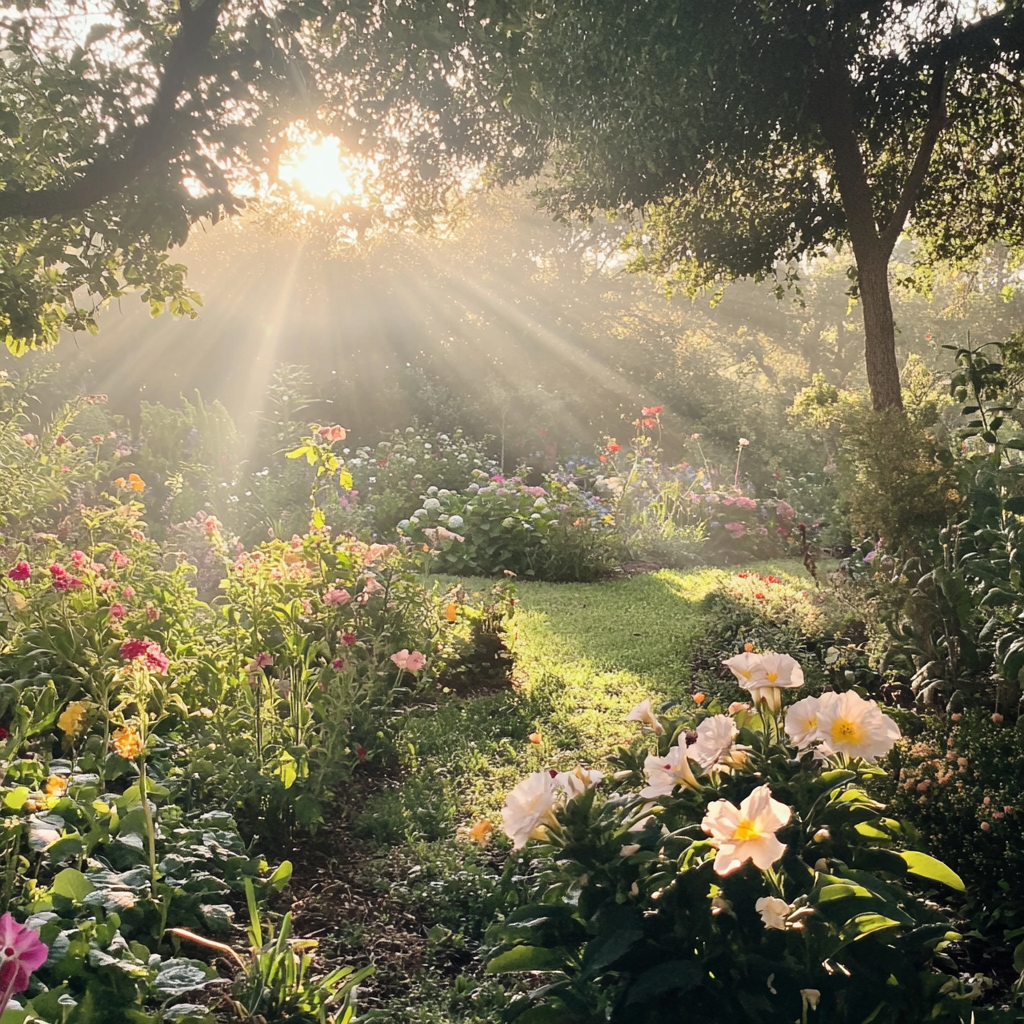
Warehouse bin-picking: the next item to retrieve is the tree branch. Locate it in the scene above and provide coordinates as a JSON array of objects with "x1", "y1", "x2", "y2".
[
  {"x1": 0, "y1": 0, "x2": 225, "y2": 221},
  {"x1": 879, "y1": 59, "x2": 949, "y2": 253}
]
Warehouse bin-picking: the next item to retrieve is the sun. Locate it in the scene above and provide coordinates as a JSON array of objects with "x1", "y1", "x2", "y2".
[{"x1": 279, "y1": 135, "x2": 359, "y2": 200}]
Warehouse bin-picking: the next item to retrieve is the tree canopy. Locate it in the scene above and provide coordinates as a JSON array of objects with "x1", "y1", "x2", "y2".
[
  {"x1": 480, "y1": 0, "x2": 1024, "y2": 409},
  {"x1": 0, "y1": 0, "x2": 530, "y2": 354}
]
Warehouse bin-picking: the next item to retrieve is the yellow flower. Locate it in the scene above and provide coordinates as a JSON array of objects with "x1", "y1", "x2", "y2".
[
  {"x1": 112, "y1": 725, "x2": 145, "y2": 759},
  {"x1": 445, "y1": 602, "x2": 458, "y2": 623},
  {"x1": 58, "y1": 700, "x2": 89, "y2": 737},
  {"x1": 45, "y1": 775, "x2": 68, "y2": 797}
]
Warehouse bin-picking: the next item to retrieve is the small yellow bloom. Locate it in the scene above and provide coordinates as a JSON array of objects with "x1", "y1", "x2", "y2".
[
  {"x1": 58, "y1": 700, "x2": 88, "y2": 737},
  {"x1": 445, "y1": 602, "x2": 458, "y2": 623},
  {"x1": 112, "y1": 725, "x2": 145, "y2": 759},
  {"x1": 45, "y1": 775, "x2": 68, "y2": 797}
]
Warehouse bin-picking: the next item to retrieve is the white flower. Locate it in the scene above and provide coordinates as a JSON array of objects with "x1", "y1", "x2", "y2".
[
  {"x1": 801, "y1": 989, "x2": 821, "y2": 1012},
  {"x1": 427, "y1": 486, "x2": 438, "y2": 495},
  {"x1": 738, "y1": 438, "x2": 750, "y2": 447},
  {"x1": 701, "y1": 783, "x2": 791, "y2": 875},
  {"x1": 689, "y1": 715, "x2": 737, "y2": 770},
  {"x1": 640, "y1": 745, "x2": 701, "y2": 798},
  {"x1": 423, "y1": 497, "x2": 442, "y2": 510},
  {"x1": 447, "y1": 515, "x2": 464, "y2": 529},
  {"x1": 625, "y1": 699, "x2": 665, "y2": 736},
  {"x1": 553, "y1": 766, "x2": 604, "y2": 799},
  {"x1": 500, "y1": 772, "x2": 562, "y2": 850},
  {"x1": 755, "y1": 895, "x2": 792, "y2": 930},
  {"x1": 397, "y1": 519, "x2": 410, "y2": 531},
  {"x1": 785, "y1": 695, "x2": 822, "y2": 749},
  {"x1": 760, "y1": 653, "x2": 804, "y2": 689},
  {"x1": 722, "y1": 652, "x2": 768, "y2": 688},
  {"x1": 534, "y1": 497, "x2": 547, "y2": 508},
  {"x1": 814, "y1": 690, "x2": 901, "y2": 761}
]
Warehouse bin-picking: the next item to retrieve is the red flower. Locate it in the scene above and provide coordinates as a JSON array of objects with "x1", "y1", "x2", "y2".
[
  {"x1": 356, "y1": 745, "x2": 368, "y2": 762},
  {"x1": 49, "y1": 564, "x2": 66, "y2": 577},
  {"x1": 599, "y1": 455, "x2": 607, "y2": 463},
  {"x1": 606, "y1": 443, "x2": 621, "y2": 453},
  {"x1": 0, "y1": 727, "x2": 8, "y2": 740},
  {"x1": 341, "y1": 633, "x2": 356, "y2": 647},
  {"x1": 642, "y1": 418, "x2": 656, "y2": 428},
  {"x1": 755, "y1": 592, "x2": 765, "y2": 600},
  {"x1": 641, "y1": 405, "x2": 664, "y2": 416},
  {"x1": 332, "y1": 658, "x2": 345, "y2": 670},
  {"x1": 7, "y1": 562, "x2": 30, "y2": 581}
]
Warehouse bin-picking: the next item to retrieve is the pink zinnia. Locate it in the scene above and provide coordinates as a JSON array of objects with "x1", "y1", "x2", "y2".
[
  {"x1": 109, "y1": 604, "x2": 126, "y2": 621},
  {"x1": 69, "y1": 550, "x2": 87, "y2": 568},
  {"x1": 120, "y1": 639, "x2": 169, "y2": 674},
  {"x1": 0, "y1": 912, "x2": 48, "y2": 1013},
  {"x1": 391, "y1": 649, "x2": 427, "y2": 672},
  {"x1": 341, "y1": 633, "x2": 356, "y2": 647},
  {"x1": 111, "y1": 550, "x2": 129, "y2": 568},
  {"x1": 52, "y1": 576, "x2": 83, "y2": 590},
  {"x1": 146, "y1": 607, "x2": 161, "y2": 622},
  {"x1": 332, "y1": 658, "x2": 345, "y2": 670},
  {"x1": 323, "y1": 587, "x2": 351, "y2": 606},
  {"x1": 49, "y1": 564, "x2": 66, "y2": 577},
  {"x1": 6, "y1": 562, "x2": 30, "y2": 581},
  {"x1": 122, "y1": 586, "x2": 135, "y2": 599}
]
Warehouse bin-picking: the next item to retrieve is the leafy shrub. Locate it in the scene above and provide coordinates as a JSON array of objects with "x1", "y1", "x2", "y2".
[
  {"x1": 347, "y1": 427, "x2": 501, "y2": 537},
  {"x1": 888, "y1": 710, "x2": 1024, "y2": 936},
  {"x1": 399, "y1": 474, "x2": 621, "y2": 581}
]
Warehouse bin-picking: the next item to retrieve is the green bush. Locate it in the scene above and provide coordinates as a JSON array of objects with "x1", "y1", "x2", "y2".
[{"x1": 399, "y1": 474, "x2": 621, "y2": 581}]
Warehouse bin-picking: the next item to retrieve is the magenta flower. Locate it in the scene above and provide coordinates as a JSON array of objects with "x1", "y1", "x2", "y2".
[
  {"x1": 6, "y1": 562, "x2": 30, "y2": 582},
  {"x1": 69, "y1": 550, "x2": 87, "y2": 568},
  {"x1": 332, "y1": 658, "x2": 345, "y2": 670},
  {"x1": 52, "y1": 575, "x2": 84, "y2": 590},
  {"x1": 119, "y1": 639, "x2": 170, "y2": 674},
  {"x1": 111, "y1": 550, "x2": 129, "y2": 568},
  {"x1": 0, "y1": 912, "x2": 47, "y2": 1015},
  {"x1": 108, "y1": 603, "x2": 126, "y2": 621},
  {"x1": 341, "y1": 633, "x2": 357, "y2": 647}
]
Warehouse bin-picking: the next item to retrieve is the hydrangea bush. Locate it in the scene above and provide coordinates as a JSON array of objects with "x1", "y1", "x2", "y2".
[
  {"x1": 484, "y1": 652, "x2": 980, "y2": 1024},
  {"x1": 396, "y1": 472, "x2": 621, "y2": 581}
]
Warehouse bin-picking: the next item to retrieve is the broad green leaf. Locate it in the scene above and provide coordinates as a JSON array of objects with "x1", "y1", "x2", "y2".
[
  {"x1": 900, "y1": 851, "x2": 965, "y2": 891},
  {"x1": 3, "y1": 786, "x2": 30, "y2": 810},
  {"x1": 51, "y1": 868, "x2": 94, "y2": 902},
  {"x1": 487, "y1": 945, "x2": 567, "y2": 974},
  {"x1": 269, "y1": 859, "x2": 293, "y2": 892},
  {"x1": 839, "y1": 913, "x2": 902, "y2": 943}
]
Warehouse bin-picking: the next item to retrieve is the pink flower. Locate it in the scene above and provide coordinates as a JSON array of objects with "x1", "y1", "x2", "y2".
[
  {"x1": 69, "y1": 550, "x2": 87, "y2": 568},
  {"x1": 341, "y1": 633, "x2": 356, "y2": 647},
  {"x1": 391, "y1": 649, "x2": 427, "y2": 672},
  {"x1": 6, "y1": 562, "x2": 30, "y2": 581},
  {"x1": 247, "y1": 652, "x2": 274, "y2": 671},
  {"x1": 724, "y1": 523, "x2": 746, "y2": 537},
  {"x1": 776, "y1": 501, "x2": 796, "y2": 520},
  {"x1": 120, "y1": 639, "x2": 169, "y2": 674},
  {"x1": 324, "y1": 587, "x2": 351, "y2": 606},
  {"x1": 52, "y1": 575, "x2": 83, "y2": 590},
  {"x1": 332, "y1": 658, "x2": 345, "y2": 670},
  {"x1": 130, "y1": 529, "x2": 146, "y2": 542},
  {"x1": 111, "y1": 550, "x2": 129, "y2": 568},
  {"x1": 109, "y1": 603, "x2": 126, "y2": 621},
  {"x1": 146, "y1": 607, "x2": 161, "y2": 622},
  {"x1": 49, "y1": 564, "x2": 66, "y2": 577},
  {"x1": 98, "y1": 579, "x2": 115, "y2": 594},
  {"x1": 122, "y1": 586, "x2": 135, "y2": 599},
  {"x1": 0, "y1": 912, "x2": 48, "y2": 1013}
]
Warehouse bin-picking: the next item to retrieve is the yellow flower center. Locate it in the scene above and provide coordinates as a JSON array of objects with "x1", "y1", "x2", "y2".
[
  {"x1": 732, "y1": 819, "x2": 762, "y2": 842},
  {"x1": 830, "y1": 718, "x2": 864, "y2": 745},
  {"x1": 766, "y1": 671, "x2": 779, "y2": 683}
]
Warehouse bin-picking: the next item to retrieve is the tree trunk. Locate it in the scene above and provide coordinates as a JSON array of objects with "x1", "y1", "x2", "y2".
[{"x1": 856, "y1": 246, "x2": 904, "y2": 411}]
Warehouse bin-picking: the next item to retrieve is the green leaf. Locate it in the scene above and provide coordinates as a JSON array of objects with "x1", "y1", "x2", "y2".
[
  {"x1": 3, "y1": 786, "x2": 30, "y2": 810},
  {"x1": 487, "y1": 945, "x2": 568, "y2": 974},
  {"x1": 152, "y1": 958, "x2": 215, "y2": 997},
  {"x1": 900, "y1": 851, "x2": 965, "y2": 891},
  {"x1": 51, "y1": 868, "x2": 94, "y2": 902},
  {"x1": 838, "y1": 913, "x2": 902, "y2": 943},
  {"x1": 268, "y1": 859, "x2": 293, "y2": 892}
]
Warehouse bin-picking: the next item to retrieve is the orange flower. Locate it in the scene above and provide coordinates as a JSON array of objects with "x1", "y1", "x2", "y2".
[
  {"x1": 445, "y1": 602, "x2": 458, "y2": 623},
  {"x1": 468, "y1": 819, "x2": 493, "y2": 845},
  {"x1": 528, "y1": 732, "x2": 542, "y2": 745},
  {"x1": 112, "y1": 725, "x2": 145, "y2": 759},
  {"x1": 694, "y1": 692, "x2": 706, "y2": 705},
  {"x1": 114, "y1": 477, "x2": 127, "y2": 488},
  {"x1": 127, "y1": 473, "x2": 145, "y2": 492},
  {"x1": 744, "y1": 642, "x2": 754, "y2": 653},
  {"x1": 44, "y1": 775, "x2": 68, "y2": 797}
]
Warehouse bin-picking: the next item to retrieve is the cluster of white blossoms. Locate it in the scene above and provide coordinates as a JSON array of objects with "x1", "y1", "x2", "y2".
[
  {"x1": 500, "y1": 652, "x2": 901, "y2": 884},
  {"x1": 785, "y1": 690, "x2": 901, "y2": 761},
  {"x1": 500, "y1": 766, "x2": 604, "y2": 850}
]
